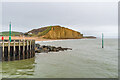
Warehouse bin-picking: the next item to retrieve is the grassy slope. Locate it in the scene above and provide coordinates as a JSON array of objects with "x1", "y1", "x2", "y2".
[
  {"x1": 37, "y1": 26, "x2": 52, "y2": 36},
  {"x1": 0, "y1": 31, "x2": 23, "y2": 36}
]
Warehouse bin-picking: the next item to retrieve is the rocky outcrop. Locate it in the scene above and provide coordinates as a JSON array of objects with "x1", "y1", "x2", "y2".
[
  {"x1": 42, "y1": 26, "x2": 83, "y2": 39},
  {"x1": 35, "y1": 44, "x2": 72, "y2": 53},
  {"x1": 83, "y1": 36, "x2": 96, "y2": 39}
]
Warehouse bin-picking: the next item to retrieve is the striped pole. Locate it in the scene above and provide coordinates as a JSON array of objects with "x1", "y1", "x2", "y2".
[
  {"x1": 102, "y1": 33, "x2": 104, "y2": 48},
  {"x1": 9, "y1": 22, "x2": 11, "y2": 42}
]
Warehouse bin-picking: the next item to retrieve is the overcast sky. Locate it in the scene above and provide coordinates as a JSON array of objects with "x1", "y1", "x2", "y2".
[{"x1": 1, "y1": 2, "x2": 118, "y2": 38}]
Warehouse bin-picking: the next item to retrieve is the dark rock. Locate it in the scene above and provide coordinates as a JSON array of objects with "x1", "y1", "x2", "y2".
[
  {"x1": 63, "y1": 48, "x2": 72, "y2": 50},
  {"x1": 43, "y1": 48, "x2": 49, "y2": 53},
  {"x1": 67, "y1": 48, "x2": 72, "y2": 50},
  {"x1": 35, "y1": 44, "x2": 72, "y2": 53},
  {"x1": 57, "y1": 47, "x2": 62, "y2": 50},
  {"x1": 35, "y1": 49, "x2": 41, "y2": 53},
  {"x1": 35, "y1": 44, "x2": 40, "y2": 49}
]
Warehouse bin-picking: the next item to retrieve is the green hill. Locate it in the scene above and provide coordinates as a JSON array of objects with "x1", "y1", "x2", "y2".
[
  {"x1": 37, "y1": 26, "x2": 52, "y2": 36},
  {"x1": 0, "y1": 31, "x2": 23, "y2": 36},
  {"x1": 25, "y1": 26, "x2": 52, "y2": 37}
]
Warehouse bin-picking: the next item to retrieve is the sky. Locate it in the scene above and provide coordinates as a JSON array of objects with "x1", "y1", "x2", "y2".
[{"x1": 1, "y1": 1, "x2": 118, "y2": 38}]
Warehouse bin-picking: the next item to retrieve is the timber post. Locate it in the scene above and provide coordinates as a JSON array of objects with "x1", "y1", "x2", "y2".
[
  {"x1": 27, "y1": 40, "x2": 28, "y2": 59},
  {"x1": 23, "y1": 39, "x2": 25, "y2": 59},
  {"x1": 30, "y1": 40, "x2": 31, "y2": 58},
  {"x1": 13, "y1": 40, "x2": 15, "y2": 60},
  {"x1": 2, "y1": 39, "x2": 4, "y2": 61},
  {"x1": 8, "y1": 41, "x2": 10, "y2": 61},
  {"x1": 19, "y1": 40, "x2": 20, "y2": 60}
]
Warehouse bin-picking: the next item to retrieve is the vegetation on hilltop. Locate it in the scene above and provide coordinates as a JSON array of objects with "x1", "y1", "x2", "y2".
[
  {"x1": 0, "y1": 31, "x2": 23, "y2": 36},
  {"x1": 38, "y1": 26, "x2": 52, "y2": 36}
]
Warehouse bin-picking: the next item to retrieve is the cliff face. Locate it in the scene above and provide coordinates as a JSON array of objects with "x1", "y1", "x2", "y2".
[
  {"x1": 26, "y1": 25, "x2": 83, "y2": 39},
  {"x1": 42, "y1": 26, "x2": 83, "y2": 39}
]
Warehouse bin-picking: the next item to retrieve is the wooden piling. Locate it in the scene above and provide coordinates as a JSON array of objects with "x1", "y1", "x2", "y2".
[
  {"x1": 32, "y1": 41, "x2": 35, "y2": 57},
  {"x1": 31, "y1": 41, "x2": 33, "y2": 57},
  {"x1": 13, "y1": 40, "x2": 15, "y2": 60},
  {"x1": 30, "y1": 40, "x2": 31, "y2": 58},
  {"x1": 19, "y1": 40, "x2": 20, "y2": 60},
  {"x1": 8, "y1": 41, "x2": 10, "y2": 61},
  {"x1": 2, "y1": 40, "x2": 4, "y2": 61},
  {"x1": 23, "y1": 40, "x2": 25, "y2": 59},
  {"x1": 27, "y1": 40, "x2": 28, "y2": 59},
  {"x1": 1, "y1": 39, "x2": 35, "y2": 61}
]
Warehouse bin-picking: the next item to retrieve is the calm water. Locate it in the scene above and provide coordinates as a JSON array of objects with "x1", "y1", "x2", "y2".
[{"x1": 1, "y1": 39, "x2": 118, "y2": 78}]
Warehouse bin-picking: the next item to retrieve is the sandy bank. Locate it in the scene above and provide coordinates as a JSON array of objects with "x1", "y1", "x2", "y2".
[
  {"x1": 0, "y1": 36, "x2": 73, "y2": 41},
  {"x1": 0, "y1": 36, "x2": 95, "y2": 41}
]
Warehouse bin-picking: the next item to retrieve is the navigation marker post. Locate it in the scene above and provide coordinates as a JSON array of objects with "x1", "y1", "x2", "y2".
[
  {"x1": 102, "y1": 33, "x2": 104, "y2": 48},
  {"x1": 9, "y1": 22, "x2": 11, "y2": 42}
]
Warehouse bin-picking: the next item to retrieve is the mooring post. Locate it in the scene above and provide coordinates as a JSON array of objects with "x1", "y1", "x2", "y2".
[
  {"x1": 23, "y1": 39, "x2": 25, "y2": 59},
  {"x1": 30, "y1": 40, "x2": 31, "y2": 58},
  {"x1": 33, "y1": 40, "x2": 35, "y2": 57},
  {"x1": 102, "y1": 33, "x2": 104, "y2": 48},
  {"x1": 32, "y1": 40, "x2": 33, "y2": 57},
  {"x1": 19, "y1": 40, "x2": 20, "y2": 60},
  {"x1": 13, "y1": 40, "x2": 16, "y2": 60},
  {"x1": 31, "y1": 40, "x2": 33, "y2": 57},
  {"x1": 27, "y1": 40, "x2": 28, "y2": 59},
  {"x1": 34, "y1": 40, "x2": 35, "y2": 57},
  {"x1": 2, "y1": 39, "x2": 4, "y2": 61},
  {"x1": 8, "y1": 41, "x2": 10, "y2": 61}
]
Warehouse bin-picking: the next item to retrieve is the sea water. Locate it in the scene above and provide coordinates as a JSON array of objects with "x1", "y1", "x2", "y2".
[{"x1": 1, "y1": 39, "x2": 118, "y2": 78}]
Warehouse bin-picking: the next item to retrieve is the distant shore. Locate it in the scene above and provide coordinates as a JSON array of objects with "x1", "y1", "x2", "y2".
[
  {"x1": 0, "y1": 36, "x2": 50, "y2": 41},
  {"x1": 0, "y1": 36, "x2": 96, "y2": 41}
]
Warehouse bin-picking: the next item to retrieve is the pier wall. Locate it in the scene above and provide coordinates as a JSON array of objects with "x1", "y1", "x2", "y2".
[{"x1": 0, "y1": 39, "x2": 35, "y2": 61}]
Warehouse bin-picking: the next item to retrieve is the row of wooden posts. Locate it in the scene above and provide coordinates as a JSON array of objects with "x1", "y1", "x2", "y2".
[{"x1": 0, "y1": 39, "x2": 35, "y2": 61}]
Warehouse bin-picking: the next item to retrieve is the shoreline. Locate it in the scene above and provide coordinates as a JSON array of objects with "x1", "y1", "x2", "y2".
[{"x1": 0, "y1": 36, "x2": 96, "y2": 41}]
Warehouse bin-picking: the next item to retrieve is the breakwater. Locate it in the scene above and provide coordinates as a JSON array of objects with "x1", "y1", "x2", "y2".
[
  {"x1": 35, "y1": 44, "x2": 72, "y2": 53},
  {"x1": 0, "y1": 39, "x2": 35, "y2": 61}
]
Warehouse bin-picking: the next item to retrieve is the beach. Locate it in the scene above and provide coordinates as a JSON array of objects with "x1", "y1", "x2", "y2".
[
  {"x1": 0, "y1": 36, "x2": 74, "y2": 41},
  {"x1": 0, "y1": 36, "x2": 51, "y2": 41}
]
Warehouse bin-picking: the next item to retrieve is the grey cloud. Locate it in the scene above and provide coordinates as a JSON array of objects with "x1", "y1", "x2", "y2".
[{"x1": 2, "y1": 2, "x2": 118, "y2": 38}]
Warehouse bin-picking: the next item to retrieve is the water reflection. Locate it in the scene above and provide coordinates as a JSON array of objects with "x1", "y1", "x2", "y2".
[
  {"x1": 0, "y1": 62, "x2": 2, "y2": 79},
  {"x1": 1, "y1": 39, "x2": 118, "y2": 78},
  {"x1": 2, "y1": 58, "x2": 35, "y2": 78}
]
